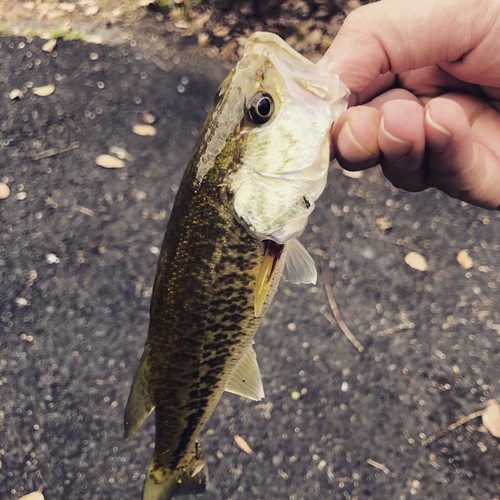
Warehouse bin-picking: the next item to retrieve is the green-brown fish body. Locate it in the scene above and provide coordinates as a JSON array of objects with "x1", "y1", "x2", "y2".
[{"x1": 125, "y1": 32, "x2": 349, "y2": 500}]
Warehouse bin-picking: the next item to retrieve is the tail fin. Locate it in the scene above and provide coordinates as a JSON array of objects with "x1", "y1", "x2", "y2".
[{"x1": 142, "y1": 443, "x2": 208, "y2": 500}]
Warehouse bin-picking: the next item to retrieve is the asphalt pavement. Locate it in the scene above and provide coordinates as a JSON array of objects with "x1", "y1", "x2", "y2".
[{"x1": 2, "y1": 32, "x2": 500, "y2": 500}]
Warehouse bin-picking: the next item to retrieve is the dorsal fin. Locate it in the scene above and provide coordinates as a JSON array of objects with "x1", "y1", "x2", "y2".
[
  {"x1": 124, "y1": 344, "x2": 155, "y2": 439},
  {"x1": 225, "y1": 345, "x2": 265, "y2": 401},
  {"x1": 282, "y1": 238, "x2": 317, "y2": 284}
]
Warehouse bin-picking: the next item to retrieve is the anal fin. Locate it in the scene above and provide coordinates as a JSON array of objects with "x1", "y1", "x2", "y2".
[
  {"x1": 124, "y1": 344, "x2": 155, "y2": 439},
  {"x1": 225, "y1": 345, "x2": 264, "y2": 401}
]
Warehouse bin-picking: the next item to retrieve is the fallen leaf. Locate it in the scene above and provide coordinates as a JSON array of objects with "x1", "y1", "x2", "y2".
[
  {"x1": 0, "y1": 183, "x2": 10, "y2": 199},
  {"x1": 234, "y1": 435, "x2": 253, "y2": 454},
  {"x1": 85, "y1": 5, "x2": 99, "y2": 15},
  {"x1": 9, "y1": 89, "x2": 23, "y2": 100},
  {"x1": 133, "y1": 124, "x2": 157, "y2": 136},
  {"x1": 198, "y1": 33, "x2": 209, "y2": 47},
  {"x1": 404, "y1": 252, "x2": 428, "y2": 271},
  {"x1": 58, "y1": 2, "x2": 76, "y2": 12},
  {"x1": 33, "y1": 84, "x2": 55, "y2": 96},
  {"x1": 174, "y1": 20, "x2": 191, "y2": 29},
  {"x1": 141, "y1": 111, "x2": 156, "y2": 124},
  {"x1": 483, "y1": 399, "x2": 500, "y2": 438},
  {"x1": 18, "y1": 486, "x2": 44, "y2": 500},
  {"x1": 42, "y1": 39, "x2": 57, "y2": 52},
  {"x1": 457, "y1": 249, "x2": 473, "y2": 269},
  {"x1": 213, "y1": 26, "x2": 230, "y2": 37},
  {"x1": 109, "y1": 146, "x2": 133, "y2": 161},
  {"x1": 375, "y1": 217, "x2": 392, "y2": 232},
  {"x1": 86, "y1": 35, "x2": 103, "y2": 44},
  {"x1": 95, "y1": 154, "x2": 125, "y2": 169}
]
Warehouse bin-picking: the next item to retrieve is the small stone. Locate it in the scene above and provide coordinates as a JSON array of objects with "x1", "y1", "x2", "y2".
[
  {"x1": 16, "y1": 192, "x2": 27, "y2": 200},
  {"x1": 404, "y1": 252, "x2": 428, "y2": 272},
  {"x1": 9, "y1": 89, "x2": 23, "y2": 100},
  {"x1": 95, "y1": 154, "x2": 125, "y2": 169},
  {"x1": 33, "y1": 84, "x2": 55, "y2": 96},
  {"x1": 46, "y1": 253, "x2": 60, "y2": 264},
  {"x1": 133, "y1": 124, "x2": 157, "y2": 136},
  {"x1": 15, "y1": 297, "x2": 29, "y2": 307},
  {"x1": 42, "y1": 39, "x2": 57, "y2": 52},
  {"x1": 89, "y1": 52, "x2": 99, "y2": 60},
  {"x1": 0, "y1": 183, "x2": 10, "y2": 199}
]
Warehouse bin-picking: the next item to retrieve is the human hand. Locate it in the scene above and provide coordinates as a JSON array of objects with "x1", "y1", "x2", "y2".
[{"x1": 318, "y1": 0, "x2": 500, "y2": 210}]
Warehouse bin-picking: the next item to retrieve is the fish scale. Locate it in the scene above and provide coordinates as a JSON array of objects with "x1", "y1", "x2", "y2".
[{"x1": 124, "y1": 31, "x2": 349, "y2": 500}]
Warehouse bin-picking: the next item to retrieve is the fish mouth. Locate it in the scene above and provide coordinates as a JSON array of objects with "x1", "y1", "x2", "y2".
[{"x1": 254, "y1": 240, "x2": 284, "y2": 317}]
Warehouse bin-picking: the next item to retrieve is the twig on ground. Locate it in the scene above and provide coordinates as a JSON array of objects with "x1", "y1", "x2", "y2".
[
  {"x1": 362, "y1": 231, "x2": 423, "y2": 253},
  {"x1": 33, "y1": 142, "x2": 79, "y2": 160},
  {"x1": 376, "y1": 322, "x2": 415, "y2": 337},
  {"x1": 320, "y1": 253, "x2": 364, "y2": 353},
  {"x1": 366, "y1": 458, "x2": 390, "y2": 474},
  {"x1": 421, "y1": 409, "x2": 486, "y2": 447}
]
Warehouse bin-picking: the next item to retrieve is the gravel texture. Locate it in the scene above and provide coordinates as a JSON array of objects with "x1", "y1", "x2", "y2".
[{"x1": 2, "y1": 33, "x2": 500, "y2": 500}]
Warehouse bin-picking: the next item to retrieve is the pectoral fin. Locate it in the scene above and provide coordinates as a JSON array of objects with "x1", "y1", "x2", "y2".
[
  {"x1": 124, "y1": 344, "x2": 155, "y2": 439},
  {"x1": 225, "y1": 345, "x2": 264, "y2": 401},
  {"x1": 254, "y1": 241, "x2": 284, "y2": 317},
  {"x1": 282, "y1": 238, "x2": 317, "y2": 285}
]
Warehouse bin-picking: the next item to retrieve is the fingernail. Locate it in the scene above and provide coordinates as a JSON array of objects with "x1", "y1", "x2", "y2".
[
  {"x1": 338, "y1": 121, "x2": 374, "y2": 162},
  {"x1": 425, "y1": 109, "x2": 452, "y2": 153},
  {"x1": 380, "y1": 115, "x2": 413, "y2": 162}
]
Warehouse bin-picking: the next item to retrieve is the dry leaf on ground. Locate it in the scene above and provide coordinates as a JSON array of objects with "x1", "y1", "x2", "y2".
[
  {"x1": 18, "y1": 487, "x2": 44, "y2": 500},
  {"x1": 234, "y1": 435, "x2": 253, "y2": 454},
  {"x1": 0, "y1": 183, "x2": 10, "y2": 199},
  {"x1": 95, "y1": 154, "x2": 125, "y2": 169},
  {"x1": 9, "y1": 89, "x2": 23, "y2": 100},
  {"x1": 404, "y1": 252, "x2": 428, "y2": 271},
  {"x1": 457, "y1": 249, "x2": 473, "y2": 269},
  {"x1": 42, "y1": 39, "x2": 57, "y2": 52},
  {"x1": 33, "y1": 84, "x2": 55, "y2": 96},
  {"x1": 482, "y1": 399, "x2": 500, "y2": 438},
  {"x1": 133, "y1": 124, "x2": 157, "y2": 136}
]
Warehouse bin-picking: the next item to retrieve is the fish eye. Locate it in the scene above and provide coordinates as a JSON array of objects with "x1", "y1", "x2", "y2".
[{"x1": 247, "y1": 92, "x2": 274, "y2": 125}]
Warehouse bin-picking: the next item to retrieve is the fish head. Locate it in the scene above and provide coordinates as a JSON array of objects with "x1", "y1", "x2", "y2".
[{"x1": 220, "y1": 32, "x2": 349, "y2": 244}]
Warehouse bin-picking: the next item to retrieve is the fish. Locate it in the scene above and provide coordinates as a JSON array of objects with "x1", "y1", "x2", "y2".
[{"x1": 124, "y1": 31, "x2": 349, "y2": 500}]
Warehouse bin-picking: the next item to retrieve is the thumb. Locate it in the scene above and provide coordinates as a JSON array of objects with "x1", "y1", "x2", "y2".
[{"x1": 318, "y1": 0, "x2": 492, "y2": 93}]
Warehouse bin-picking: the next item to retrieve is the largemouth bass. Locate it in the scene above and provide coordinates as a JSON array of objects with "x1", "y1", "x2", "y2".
[{"x1": 125, "y1": 32, "x2": 349, "y2": 500}]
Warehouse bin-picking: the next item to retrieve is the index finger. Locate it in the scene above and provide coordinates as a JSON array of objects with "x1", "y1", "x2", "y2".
[{"x1": 318, "y1": 0, "x2": 491, "y2": 93}]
